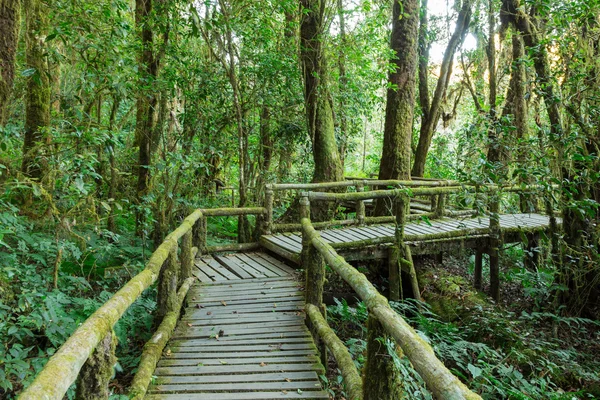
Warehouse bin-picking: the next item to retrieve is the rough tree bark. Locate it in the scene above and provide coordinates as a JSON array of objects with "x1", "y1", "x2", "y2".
[
  {"x1": 22, "y1": 0, "x2": 51, "y2": 179},
  {"x1": 336, "y1": 0, "x2": 349, "y2": 167},
  {"x1": 299, "y1": 0, "x2": 344, "y2": 184},
  {"x1": 374, "y1": 0, "x2": 420, "y2": 216},
  {"x1": 412, "y1": 0, "x2": 471, "y2": 177},
  {"x1": 135, "y1": 0, "x2": 158, "y2": 234},
  {"x1": 0, "y1": 0, "x2": 20, "y2": 125}
]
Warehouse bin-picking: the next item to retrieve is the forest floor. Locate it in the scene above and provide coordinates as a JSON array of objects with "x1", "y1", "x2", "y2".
[{"x1": 324, "y1": 249, "x2": 600, "y2": 399}]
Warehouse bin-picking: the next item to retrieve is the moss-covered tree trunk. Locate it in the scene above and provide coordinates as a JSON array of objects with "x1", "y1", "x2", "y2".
[
  {"x1": 0, "y1": 0, "x2": 20, "y2": 126},
  {"x1": 374, "y1": 0, "x2": 419, "y2": 216},
  {"x1": 134, "y1": 0, "x2": 158, "y2": 235},
  {"x1": 22, "y1": 0, "x2": 51, "y2": 180},
  {"x1": 412, "y1": 0, "x2": 471, "y2": 177},
  {"x1": 299, "y1": 0, "x2": 343, "y2": 184}
]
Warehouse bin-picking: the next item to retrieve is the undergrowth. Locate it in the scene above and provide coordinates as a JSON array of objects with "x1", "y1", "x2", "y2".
[{"x1": 326, "y1": 297, "x2": 600, "y2": 399}]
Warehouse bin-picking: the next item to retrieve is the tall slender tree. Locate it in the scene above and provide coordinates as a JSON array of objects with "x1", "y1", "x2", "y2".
[
  {"x1": 375, "y1": 0, "x2": 420, "y2": 215},
  {"x1": 0, "y1": 0, "x2": 20, "y2": 125},
  {"x1": 299, "y1": 0, "x2": 343, "y2": 183},
  {"x1": 412, "y1": 0, "x2": 472, "y2": 177},
  {"x1": 22, "y1": 0, "x2": 51, "y2": 179}
]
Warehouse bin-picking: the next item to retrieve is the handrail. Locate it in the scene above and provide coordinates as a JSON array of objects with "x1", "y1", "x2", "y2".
[
  {"x1": 20, "y1": 206, "x2": 267, "y2": 400},
  {"x1": 301, "y1": 218, "x2": 482, "y2": 400}
]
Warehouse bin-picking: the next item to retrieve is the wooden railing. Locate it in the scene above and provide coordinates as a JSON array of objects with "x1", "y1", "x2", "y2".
[
  {"x1": 299, "y1": 194, "x2": 482, "y2": 399},
  {"x1": 19, "y1": 206, "x2": 267, "y2": 400}
]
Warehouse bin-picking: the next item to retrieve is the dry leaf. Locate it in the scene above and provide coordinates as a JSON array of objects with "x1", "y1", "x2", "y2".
[
  {"x1": 284, "y1": 378, "x2": 291, "y2": 382},
  {"x1": 207, "y1": 311, "x2": 212, "y2": 315},
  {"x1": 221, "y1": 301, "x2": 227, "y2": 306},
  {"x1": 186, "y1": 322, "x2": 193, "y2": 327},
  {"x1": 259, "y1": 362, "x2": 267, "y2": 367}
]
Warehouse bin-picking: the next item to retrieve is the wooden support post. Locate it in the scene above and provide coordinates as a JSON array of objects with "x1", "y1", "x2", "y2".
[
  {"x1": 363, "y1": 314, "x2": 402, "y2": 400},
  {"x1": 356, "y1": 182, "x2": 366, "y2": 226},
  {"x1": 180, "y1": 231, "x2": 193, "y2": 286},
  {"x1": 75, "y1": 330, "x2": 117, "y2": 400},
  {"x1": 156, "y1": 244, "x2": 179, "y2": 324},
  {"x1": 430, "y1": 193, "x2": 438, "y2": 211},
  {"x1": 388, "y1": 246, "x2": 401, "y2": 301},
  {"x1": 394, "y1": 195, "x2": 421, "y2": 302},
  {"x1": 524, "y1": 232, "x2": 540, "y2": 270},
  {"x1": 300, "y1": 194, "x2": 328, "y2": 369},
  {"x1": 264, "y1": 185, "x2": 274, "y2": 235},
  {"x1": 489, "y1": 193, "x2": 501, "y2": 301},
  {"x1": 474, "y1": 247, "x2": 484, "y2": 290},
  {"x1": 435, "y1": 193, "x2": 445, "y2": 218}
]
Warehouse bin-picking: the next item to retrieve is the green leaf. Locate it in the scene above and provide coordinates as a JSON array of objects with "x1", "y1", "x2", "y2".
[{"x1": 467, "y1": 363, "x2": 482, "y2": 379}]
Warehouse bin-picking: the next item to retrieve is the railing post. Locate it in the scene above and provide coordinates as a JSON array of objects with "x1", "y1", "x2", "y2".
[
  {"x1": 363, "y1": 314, "x2": 402, "y2": 400},
  {"x1": 489, "y1": 189, "x2": 501, "y2": 301},
  {"x1": 474, "y1": 246, "x2": 484, "y2": 290},
  {"x1": 264, "y1": 185, "x2": 274, "y2": 234},
  {"x1": 75, "y1": 330, "x2": 117, "y2": 400},
  {"x1": 156, "y1": 243, "x2": 180, "y2": 324},
  {"x1": 356, "y1": 182, "x2": 365, "y2": 226},
  {"x1": 180, "y1": 230, "x2": 193, "y2": 286},
  {"x1": 435, "y1": 193, "x2": 445, "y2": 218},
  {"x1": 394, "y1": 194, "x2": 421, "y2": 301},
  {"x1": 300, "y1": 194, "x2": 327, "y2": 368},
  {"x1": 193, "y1": 215, "x2": 207, "y2": 255}
]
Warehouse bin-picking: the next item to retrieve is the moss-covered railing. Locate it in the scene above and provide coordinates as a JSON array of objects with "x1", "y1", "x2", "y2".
[
  {"x1": 299, "y1": 196, "x2": 482, "y2": 399},
  {"x1": 19, "y1": 206, "x2": 267, "y2": 400},
  {"x1": 266, "y1": 179, "x2": 462, "y2": 234}
]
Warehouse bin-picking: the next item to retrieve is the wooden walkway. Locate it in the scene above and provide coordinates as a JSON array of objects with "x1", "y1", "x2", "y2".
[
  {"x1": 146, "y1": 252, "x2": 328, "y2": 400},
  {"x1": 261, "y1": 213, "x2": 555, "y2": 263}
]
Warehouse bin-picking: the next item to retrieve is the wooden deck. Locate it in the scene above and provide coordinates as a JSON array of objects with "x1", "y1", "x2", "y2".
[
  {"x1": 146, "y1": 252, "x2": 328, "y2": 400},
  {"x1": 261, "y1": 213, "x2": 556, "y2": 263}
]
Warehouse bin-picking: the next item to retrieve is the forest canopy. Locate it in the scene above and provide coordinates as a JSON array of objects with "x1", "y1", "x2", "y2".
[{"x1": 1, "y1": 0, "x2": 599, "y2": 398}]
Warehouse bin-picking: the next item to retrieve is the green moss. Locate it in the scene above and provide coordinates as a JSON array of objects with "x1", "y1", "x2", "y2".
[{"x1": 419, "y1": 269, "x2": 489, "y2": 322}]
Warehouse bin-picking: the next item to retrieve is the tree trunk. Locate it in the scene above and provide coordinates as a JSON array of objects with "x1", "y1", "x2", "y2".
[
  {"x1": 412, "y1": 0, "x2": 471, "y2": 177},
  {"x1": 374, "y1": 0, "x2": 420, "y2": 216},
  {"x1": 134, "y1": 0, "x2": 159, "y2": 235},
  {"x1": 336, "y1": 0, "x2": 348, "y2": 167},
  {"x1": 22, "y1": 0, "x2": 51, "y2": 180},
  {"x1": 0, "y1": 0, "x2": 20, "y2": 125},
  {"x1": 299, "y1": 0, "x2": 343, "y2": 184}
]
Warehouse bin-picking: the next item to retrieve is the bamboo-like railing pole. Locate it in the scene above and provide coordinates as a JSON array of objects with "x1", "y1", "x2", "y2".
[
  {"x1": 19, "y1": 209, "x2": 204, "y2": 400},
  {"x1": 129, "y1": 277, "x2": 195, "y2": 399},
  {"x1": 301, "y1": 218, "x2": 482, "y2": 400},
  {"x1": 306, "y1": 304, "x2": 363, "y2": 400}
]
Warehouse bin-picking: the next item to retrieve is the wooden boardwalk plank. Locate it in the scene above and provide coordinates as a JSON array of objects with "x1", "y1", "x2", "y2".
[{"x1": 147, "y1": 252, "x2": 327, "y2": 399}]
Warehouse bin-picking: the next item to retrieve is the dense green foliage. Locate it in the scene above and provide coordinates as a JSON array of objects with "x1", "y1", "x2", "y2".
[{"x1": 1, "y1": 0, "x2": 600, "y2": 397}]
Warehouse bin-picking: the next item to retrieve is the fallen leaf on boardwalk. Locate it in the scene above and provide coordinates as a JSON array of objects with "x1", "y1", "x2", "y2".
[
  {"x1": 219, "y1": 359, "x2": 227, "y2": 364},
  {"x1": 282, "y1": 390, "x2": 288, "y2": 394},
  {"x1": 165, "y1": 349, "x2": 172, "y2": 357},
  {"x1": 195, "y1": 304, "x2": 202, "y2": 309},
  {"x1": 233, "y1": 311, "x2": 238, "y2": 314},
  {"x1": 197, "y1": 363, "x2": 203, "y2": 367},
  {"x1": 273, "y1": 303, "x2": 277, "y2": 307},
  {"x1": 186, "y1": 322, "x2": 193, "y2": 327},
  {"x1": 284, "y1": 378, "x2": 291, "y2": 383},
  {"x1": 261, "y1": 291, "x2": 266, "y2": 294},
  {"x1": 297, "y1": 389, "x2": 303, "y2": 394},
  {"x1": 207, "y1": 311, "x2": 212, "y2": 315},
  {"x1": 221, "y1": 301, "x2": 227, "y2": 306},
  {"x1": 219, "y1": 329, "x2": 225, "y2": 336},
  {"x1": 192, "y1": 297, "x2": 196, "y2": 301},
  {"x1": 259, "y1": 362, "x2": 267, "y2": 367}
]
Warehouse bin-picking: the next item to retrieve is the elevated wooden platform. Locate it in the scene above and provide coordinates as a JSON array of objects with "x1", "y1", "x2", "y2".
[
  {"x1": 261, "y1": 213, "x2": 556, "y2": 263},
  {"x1": 146, "y1": 252, "x2": 328, "y2": 400}
]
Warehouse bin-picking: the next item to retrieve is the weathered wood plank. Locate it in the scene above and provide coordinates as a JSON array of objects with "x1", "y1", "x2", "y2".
[
  {"x1": 158, "y1": 355, "x2": 319, "y2": 368},
  {"x1": 154, "y1": 363, "x2": 324, "y2": 376},
  {"x1": 200, "y1": 256, "x2": 240, "y2": 280},
  {"x1": 234, "y1": 253, "x2": 280, "y2": 277},
  {"x1": 146, "y1": 391, "x2": 328, "y2": 400},
  {"x1": 252, "y1": 253, "x2": 297, "y2": 275},
  {"x1": 149, "y1": 380, "x2": 324, "y2": 393},
  {"x1": 151, "y1": 371, "x2": 320, "y2": 385}
]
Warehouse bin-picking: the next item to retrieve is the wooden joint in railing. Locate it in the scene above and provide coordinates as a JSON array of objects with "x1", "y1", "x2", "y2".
[
  {"x1": 156, "y1": 244, "x2": 180, "y2": 324},
  {"x1": 264, "y1": 187, "x2": 274, "y2": 235},
  {"x1": 356, "y1": 183, "x2": 366, "y2": 226},
  {"x1": 75, "y1": 329, "x2": 117, "y2": 400},
  {"x1": 180, "y1": 231, "x2": 193, "y2": 286}
]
